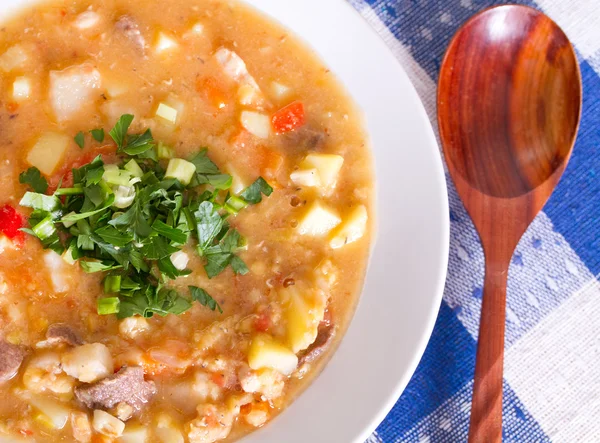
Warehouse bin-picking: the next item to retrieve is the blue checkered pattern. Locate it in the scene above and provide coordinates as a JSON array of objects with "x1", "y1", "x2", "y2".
[{"x1": 351, "y1": 1, "x2": 600, "y2": 442}]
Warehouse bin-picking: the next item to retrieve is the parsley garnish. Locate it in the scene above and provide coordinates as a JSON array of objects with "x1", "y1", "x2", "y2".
[
  {"x1": 19, "y1": 167, "x2": 48, "y2": 194},
  {"x1": 74, "y1": 131, "x2": 85, "y2": 149},
  {"x1": 18, "y1": 115, "x2": 273, "y2": 319}
]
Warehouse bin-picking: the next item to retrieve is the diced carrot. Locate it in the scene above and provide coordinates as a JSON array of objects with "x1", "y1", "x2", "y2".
[
  {"x1": 271, "y1": 102, "x2": 305, "y2": 134},
  {"x1": 211, "y1": 372, "x2": 226, "y2": 387},
  {"x1": 5, "y1": 102, "x2": 19, "y2": 113},
  {"x1": 196, "y1": 76, "x2": 231, "y2": 110},
  {"x1": 254, "y1": 313, "x2": 271, "y2": 332},
  {"x1": 229, "y1": 130, "x2": 284, "y2": 181}
]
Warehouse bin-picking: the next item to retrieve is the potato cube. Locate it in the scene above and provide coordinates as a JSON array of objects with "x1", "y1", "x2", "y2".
[
  {"x1": 93, "y1": 410, "x2": 125, "y2": 438},
  {"x1": 155, "y1": 102, "x2": 178, "y2": 124},
  {"x1": 248, "y1": 334, "x2": 298, "y2": 376},
  {"x1": 61, "y1": 343, "x2": 113, "y2": 383},
  {"x1": 330, "y1": 205, "x2": 368, "y2": 249},
  {"x1": 290, "y1": 168, "x2": 321, "y2": 188},
  {"x1": 0, "y1": 45, "x2": 28, "y2": 72},
  {"x1": 297, "y1": 201, "x2": 341, "y2": 237},
  {"x1": 12, "y1": 77, "x2": 31, "y2": 101},
  {"x1": 241, "y1": 111, "x2": 271, "y2": 139},
  {"x1": 300, "y1": 153, "x2": 344, "y2": 190},
  {"x1": 281, "y1": 285, "x2": 326, "y2": 353},
  {"x1": 119, "y1": 423, "x2": 149, "y2": 443},
  {"x1": 26, "y1": 132, "x2": 71, "y2": 176},
  {"x1": 270, "y1": 82, "x2": 290, "y2": 100},
  {"x1": 154, "y1": 32, "x2": 179, "y2": 54}
]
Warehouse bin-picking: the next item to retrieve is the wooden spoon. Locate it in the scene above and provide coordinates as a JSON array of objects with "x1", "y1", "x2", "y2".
[{"x1": 437, "y1": 5, "x2": 581, "y2": 442}]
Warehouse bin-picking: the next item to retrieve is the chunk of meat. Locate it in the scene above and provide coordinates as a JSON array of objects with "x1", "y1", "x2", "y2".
[
  {"x1": 38, "y1": 323, "x2": 84, "y2": 348},
  {"x1": 49, "y1": 63, "x2": 102, "y2": 122},
  {"x1": 281, "y1": 125, "x2": 326, "y2": 152},
  {"x1": 214, "y1": 48, "x2": 259, "y2": 89},
  {"x1": 43, "y1": 251, "x2": 70, "y2": 293},
  {"x1": 75, "y1": 366, "x2": 156, "y2": 411},
  {"x1": 298, "y1": 311, "x2": 335, "y2": 365},
  {"x1": 115, "y1": 16, "x2": 146, "y2": 55},
  {"x1": 0, "y1": 341, "x2": 26, "y2": 383}
]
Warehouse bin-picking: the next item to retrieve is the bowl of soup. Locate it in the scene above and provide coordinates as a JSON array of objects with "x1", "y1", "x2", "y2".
[{"x1": 0, "y1": 0, "x2": 448, "y2": 442}]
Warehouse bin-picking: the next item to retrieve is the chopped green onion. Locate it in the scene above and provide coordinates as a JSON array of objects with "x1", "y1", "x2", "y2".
[
  {"x1": 54, "y1": 186, "x2": 84, "y2": 196},
  {"x1": 104, "y1": 275, "x2": 122, "y2": 293},
  {"x1": 102, "y1": 165, "x2": 131, "y2": 186},
  {"x1": 124, "y1": 159, "x2": 144, "y2": 178},
  {"x1": 157, "y1": 142, "x2": 175, "y2": 159},
  {"x1": 165, "y1": 158, "x2": 196, "y2": 186},
  {"x1": 33, "y1": 215, "x2": 56, "y2": 240},
  {"x1": 97, "y1": 297, "x2": 120, "y2": 315},
  {"x1": 224, "y1": 195, "x2": 248, "y2": 215}
]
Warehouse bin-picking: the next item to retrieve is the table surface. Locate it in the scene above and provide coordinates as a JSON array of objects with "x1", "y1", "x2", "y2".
[{"x1": 351, "y1": 0, "x2": 600, "y2": 442}]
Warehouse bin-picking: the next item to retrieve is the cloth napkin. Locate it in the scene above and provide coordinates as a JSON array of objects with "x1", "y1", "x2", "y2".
[{"x1": 349, "y1": 0, "x2": 600, "y2": 442}]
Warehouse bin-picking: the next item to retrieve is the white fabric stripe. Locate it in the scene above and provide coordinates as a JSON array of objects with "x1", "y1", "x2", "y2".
[
  {"x1": 536, "y1": 0, "x2": 600, "y2": 73},
  {"x1": 505, "y1": 276, "x2": 600, "y2": 442}
]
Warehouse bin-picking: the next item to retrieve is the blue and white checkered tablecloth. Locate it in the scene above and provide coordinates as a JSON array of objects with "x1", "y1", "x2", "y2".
[{"x1": 349, "y1": 0, "x2": 600, "y2": 442}]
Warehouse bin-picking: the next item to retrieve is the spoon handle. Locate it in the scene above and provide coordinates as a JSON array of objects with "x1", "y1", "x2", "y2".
[{"x1": 468, "y1": 261, "x2": 509, "y2": 443}]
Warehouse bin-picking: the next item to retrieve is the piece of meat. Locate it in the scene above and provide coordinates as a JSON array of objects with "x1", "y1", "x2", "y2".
[
  {"x1": 298, "y1": 311, "x2": 335, "y2": 365},
  {"x1": 38, "y1": 323, "x2": 84, "y2": 348},
  {"x1": 214, "y1": 47, "x2": 260, "y2": 90},
  {"x1": 0, "y1": 341, "x2": 26, "y2": 383},
  {"x1": 282, "y1": 125, "x2": 327, "y2": 153},
  {"x1": 49, "y1": 63, "x2": 102, "y2": 122},
  {"x1": 115, "y1": 15, "x2": 146, "y2": 55},
  {"x1": 75, "y1": 366, "x2": 156, "y2": 411}
]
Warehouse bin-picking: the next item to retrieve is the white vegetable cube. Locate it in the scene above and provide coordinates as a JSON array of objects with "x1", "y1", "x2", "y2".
[
  {"x1": 12, "y1": 77, "x2": 31, "y2": 101},
  {"x1": 0, "y1": 45, "x2": 28, "y2": 72},
  {"x1": 119, "y1": 423, "x2": 148, "y2": 443},
  {"x1": 270, "y1": 82, "x2": 290, "y2": 100},
  {"x1": 290, "y1": 168, "x2": 321, "y2": 188},
  {"x1": 155, "y1": 102, "x2": 178, "y2": 124},
  {"x1": 226, "y1": 164, "x2": 248, "y2": 195},
  {"x1": 170, "y1": 251, "x2": 189, "y2": 271},
  {"x1": 26, "y1": 132, "x2": 70, "y2": 176},
  {"x1": 74, "y1": 11, "x2": 101, "y2": 29},
  {"x1": 330, "y1": 205, "x2": 368, "y2": 249},
  {"x1": 165, "y1": 158, "x2": 196, "y2": 186},
  {"x1": 248, "y1": 334, "x2": 298, "y2": 376},
  {"x1": 297, "y1": 201, "x2": 341, "y2": 236},
  {"x1": 26, "y1": 395, "x2": 71, "y2": 429},
  {"x1": 238, "y1": 84, "x2": 261, "y2": 106},
  {"x1": 190, "y1": 22, "x2": 204, "y2": 35},
  {"x1": 61, "y1": 343, "x2": 113, "y2": 383},
  {"x1": 282, "y1": 286, "x2": 326, "y2": 353},
  {"x1": 155, "y1": 414, "x2": 184, "y2": 443},
  {"x1": 154, "y1": 32, "x2": 179, "y2": 54},
  {"x1": 93, "y1": 410, "x2": 125, "y2": 438},
  {"x1": 241, "y1": 111, "x2": 271, "y2": 139},
  {"x1": 49, "y1": 64, "x2": 102, "y2": 122},
  {"x1": 301, "y1": 153, "x2": 344, "y2": 190}
]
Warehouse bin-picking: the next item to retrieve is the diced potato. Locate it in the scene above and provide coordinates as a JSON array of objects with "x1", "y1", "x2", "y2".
[
  {"x1": 301, "y1": 153, "x2": 344, "y2": 191},
  {"x1": 119, "y1": 423, "x2": 148, "y2": 443},
  {"x1": 12, "y1": 77, "x2": 31, "y2": 101},
  {"x1": 297, "y1": 201, "x2": 341, "y2": 237},
  {"x1": 190, "y1": 22, "x2": 204, "y2": 35},
  {"x1": 215, "y1": 47, "x2": 260, "y2": 90},
  {"x1": 290, "y1": 168, "x2": 321, "y2": 188},
  {"x1": 248, "y1": 334, "x2": 298, "y2": 376},
  {"x1": 238, "y1": 84, "x2": 261, "y2": 107},
  {"x1": 73, "y1": 11, "x2": 100, "y2": 30},
  {"x1": 93, "y1": 410, "x2": 125, "y2": 438},
  {"x1": 270, "y1": 82, "x2": 290, "y2": 100},
  {"x1": 243, "y1": 402, "x2": 270, "y2": 427},
  {"x1": 26, "y1": 132, "x2": 70, "y2": 176},
  {"x1": 155, "y1": 102, "x2": 178, "y2": 124},
  {"x1": 240, "y1": 111, "x2": 270, "y2": 139},
  {"x1": 49, "y1": 63, "x2": 102, "y2": 122},
  {"x1": 71, "y1": 411, "x2": 92, "y2": 443},
  {"x1": 61, "y1": 343, "x2": 113, "y2": 383},
  {"x1": 104, "y1": 81, "x2": 128, "y2": 98},
  {"x1": 170, "y1": 251, "x2": 189, "y2": 271},
  {"x1": 0, "y1": 45, "x2": 28, "y2": 72},
  {"x1": 225, "y1": 164, "x2": 248, "y2": 194},
  {"x1": 154, "y1": 32, "x2": 179, "y2": 54},
  {"x1": 330, "y1": 205, "x2": 368, "y2": 249},
  {"x1": 281, "y1": 285, "x2": 326, "y2": 353},
  {"x1": 26, "y1": 395, "x2": 71, "y2": 430},
  {"x1": 119, "y1": 317, "x2": 150, "y2": 339},
  {"x1": 44, "y1": 250, "x2": 69, "y2": 293},
  {"x1": 155, "y1": 414, "x2": 184, "y2": 443},
  {"x1": 165, "y1": 158, "x2": 196, "y2": 186}
]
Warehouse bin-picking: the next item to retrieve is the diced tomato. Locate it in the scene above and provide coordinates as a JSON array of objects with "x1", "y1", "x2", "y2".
[
  {"x1": 0, "y1": 205, "x2": 25, "y2": 246},
  {"x1": 47, "y1": 145, "x2": 118, "y2": 194},
  {"x1": 254, "y1": 313, "x2": 271, "y2": 332},
  {"x1": 271, "y1": 102, "x2": 305, "y2": 134}
]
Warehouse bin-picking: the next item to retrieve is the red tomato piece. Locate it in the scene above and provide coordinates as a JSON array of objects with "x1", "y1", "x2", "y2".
[
  {"x1": 271, "y1": 102, "x2": 306, "y2": 134},
  {"x1": 0, "y1": 205, "x2": 25, "y2": 246},
  {"x1": 254, "y1": 313, "x2": 271, "y2": 332}
]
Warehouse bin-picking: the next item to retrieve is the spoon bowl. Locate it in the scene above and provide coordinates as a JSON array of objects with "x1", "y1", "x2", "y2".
[{"x1": 438, "y1": 5, "x2": 581, "y2": 442}]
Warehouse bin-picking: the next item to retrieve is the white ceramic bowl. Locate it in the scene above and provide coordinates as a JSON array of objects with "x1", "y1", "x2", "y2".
[{"x1": 0, "y1": 0, "x2": 449, "y2": 441}]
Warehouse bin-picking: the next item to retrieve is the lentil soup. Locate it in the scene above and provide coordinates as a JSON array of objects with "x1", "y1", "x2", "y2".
[{"x1": 0, "y1": 0, "x2": 374, "y2": 441}]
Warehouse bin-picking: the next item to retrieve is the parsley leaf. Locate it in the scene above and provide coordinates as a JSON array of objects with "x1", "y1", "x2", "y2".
[
  {"x1": 195, "y1": 201, "x2": 224, "y2": 251},
  {"x1": 95, "y1": 225, "x2": 134, "y2": 247},
  {"x1": 74, "y1": 131, "x2": 85, "y2": 149},
  {"x1": 109, "y1": 200, "x2": 153, "y2": 238},
  {"x1": 124, "y1": 129, "x2": 154, "y2": 155},
  {"x1": 189, "y1": 286, "x2": 223, "y2": 313},
  {"x1": 109, "y1": 114, "x2": 134, "y2": 149},
  {"x1": 19, "y1": 167, "x2": 48, "y2": 194},
  {"x1": 241, "y1": 177, "x2": 273, "y2": 204},
  {"x1": 152, "y1": 219, "x2": 187, "y2": 244},
  {"x1": 230, "y1": 255, "x2": 249, "y2": 275},
  {"x1": 90, "y1": 128, "x2": 105, "y2": 142}
]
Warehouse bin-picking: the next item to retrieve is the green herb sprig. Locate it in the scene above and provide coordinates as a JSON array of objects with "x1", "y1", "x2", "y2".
[{"x1": 19, "y1": 115, "x2": 273, "y2": 319}]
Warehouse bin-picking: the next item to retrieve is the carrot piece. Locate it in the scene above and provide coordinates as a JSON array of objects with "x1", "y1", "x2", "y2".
[
  {"x1": 196, "y1": 76, "x2": 231, "y2": 110},
  {"x1": 271, "y1": 102, "x2": 305, "y2": 134}
]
